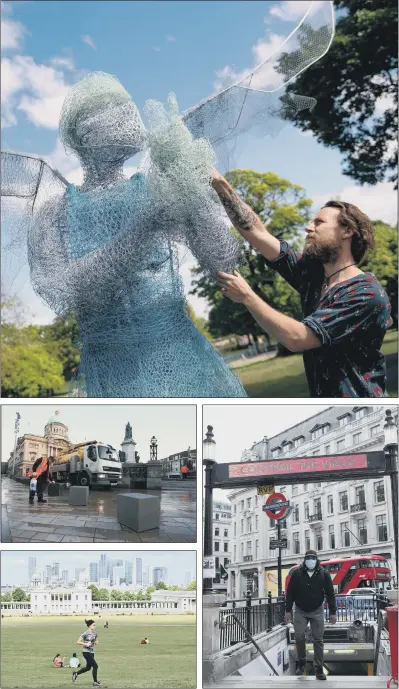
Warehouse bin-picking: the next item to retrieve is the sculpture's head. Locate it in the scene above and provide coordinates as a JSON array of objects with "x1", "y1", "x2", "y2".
[{"x1": 59, "y1": 72, "x2": 146, "y2": 164}]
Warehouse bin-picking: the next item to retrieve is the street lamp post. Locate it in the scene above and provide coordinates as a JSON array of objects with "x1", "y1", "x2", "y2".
[
  {"x1": 150, "y1": 436, "x2": 158, "y2": 462},
  {"x1": 203, "y1": 425, "x2": 216, "y2": 593},
  {"x1": 12, "y1": 412, "x2": 21, "y2": 477},
  {"x1": 384, "y1": 409, "x2": 398, "y2": 580}
]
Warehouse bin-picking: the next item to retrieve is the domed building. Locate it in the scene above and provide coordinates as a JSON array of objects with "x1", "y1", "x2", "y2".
[{"x1": 9, "y1": 410, "x2": 71, "y2": 478}]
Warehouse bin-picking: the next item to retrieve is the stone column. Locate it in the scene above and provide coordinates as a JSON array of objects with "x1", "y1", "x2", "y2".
[
  {"x1": 203, "y1": 592, "x2": 226, "y2": 685},
  {"x1": 146, "y1": 461, "x2": 162, "y2": 489},
  {"x1": 258, "y1": 564, "x2": 266, "y2": 598}
]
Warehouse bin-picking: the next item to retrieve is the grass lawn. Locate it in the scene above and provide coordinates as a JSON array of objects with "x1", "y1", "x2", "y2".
[
  {"x1": 236, "y1": 330, "x2": 398, "y2": 398},
  {"x1": 1, "y1": 615, "x2": 196, "y2": 689}
]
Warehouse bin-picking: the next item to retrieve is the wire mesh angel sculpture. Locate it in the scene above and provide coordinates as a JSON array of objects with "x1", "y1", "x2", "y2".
[{"x1": 1, "y1": 1, "x2": 334, "y2": 398}]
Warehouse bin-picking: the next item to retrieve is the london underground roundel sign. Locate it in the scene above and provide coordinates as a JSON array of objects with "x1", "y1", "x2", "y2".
[{"x1": 264, "y1": 492, "x2": 289, "y2": 520}]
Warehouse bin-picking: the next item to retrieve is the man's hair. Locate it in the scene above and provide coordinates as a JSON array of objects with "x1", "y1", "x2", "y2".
[
  {"x1": 48, "y1": 456, "x2": 55, "y2": 462},
  {"x1": 323, "y1": 200, "x2": 375, "y2": 262}
]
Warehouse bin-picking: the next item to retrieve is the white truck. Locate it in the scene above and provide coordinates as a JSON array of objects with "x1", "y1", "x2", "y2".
[{"x1": 52, "y1": 440, "x2": 122, "y2": 488}]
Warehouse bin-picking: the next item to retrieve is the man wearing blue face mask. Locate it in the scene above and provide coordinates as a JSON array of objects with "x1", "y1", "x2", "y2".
[{"x1": 284, "y1": 549, "x2": 337, "y2": 680}]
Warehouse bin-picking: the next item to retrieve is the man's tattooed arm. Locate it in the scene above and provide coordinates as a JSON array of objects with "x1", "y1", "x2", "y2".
[
  {"x1": 214, "y1": 184, "x2": 259, "y2": 232},
  {"x1": 211, "y1": 169, "x2": 281, "y2": 261}
]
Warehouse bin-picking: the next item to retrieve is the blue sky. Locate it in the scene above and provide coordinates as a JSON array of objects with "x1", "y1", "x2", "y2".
[
  {"x1": 1, "y1": 551, "x2": 196, "y2": 586},
  {"x1": 2, "y1": 403, "x2": 196, "y2": 460},
  {"x1": 2, "y1": 0, "x2": 397, "y2": 322}
]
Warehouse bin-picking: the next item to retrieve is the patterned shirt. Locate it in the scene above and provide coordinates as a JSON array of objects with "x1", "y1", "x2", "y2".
[
  {"x1": 81, "y1": 630, "x2": 98, "y2": 653},
  {"x1": 265, "y1": 241, "x2": 392, "y2": 397}
]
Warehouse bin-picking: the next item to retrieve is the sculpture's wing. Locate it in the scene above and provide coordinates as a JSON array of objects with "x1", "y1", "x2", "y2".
[
  {"x1": 182, "y1": 1, "x2": 334, "y2": 157},
  {"x1": 1, "y1": 151, "x2": 68, "y2": 298}
]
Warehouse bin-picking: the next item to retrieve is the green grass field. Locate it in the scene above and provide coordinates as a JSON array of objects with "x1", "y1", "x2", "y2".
[
  {"x1": 1, "y1": 616, "x2": 196, "y2": 689},
  {"x1": 236, "y1": 330, "x2": 398, "y2": 398}
]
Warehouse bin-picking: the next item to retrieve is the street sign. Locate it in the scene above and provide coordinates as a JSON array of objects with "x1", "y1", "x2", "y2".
[
  {"x1": 257, "y1": 484, "x2": 275, "y2": 495},
  {"x1": 270, "y1": 539, "x2": 288, "y2": 549},
  {"x1": 203, "y1": 557, "x2": 216, "y2": 578},
  {"x1": 264, "y1": 492, "x2": 290, "y2": 520}
]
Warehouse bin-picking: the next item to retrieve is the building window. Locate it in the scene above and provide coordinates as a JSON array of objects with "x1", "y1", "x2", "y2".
[
  {"x1": 376, "y1": 515, "x2": 388, "y2": 542},
  {"x1": 234, "y1": 545, "x2": 237, "y2": 561},
  {"x1": 354, "y1": 408, "x2": 367, "y2": 420},
  {"x1": 215, "y1": 528, "x2": 219, "y2": 536},
  {"x1": 355, "y1": 486, "x2": 365, "y2": 506},
  {"x1": 248, "y1": 518, "x2": 252, "y2": 532},
  {"x1": 293, "y1": 504, "x2": 299, "y2": 523},
  {"x1": 303, "y1": 483, "x2": 307, "y2": 491},
  {"x1": 305, "y1": 530, "x2": 310, "y2": 551},
  {"x1": 292, "y1": 485, "x2": 298, "y2": 496},
  {"x1": 255, "y1": 515, "x2": 259, "y2": 530},
  {"x1": 339, "y1": 491, "x2": 348, "y2": 512},
  {"x1": 374, "y1": 481, "x2": 385, "y2": 503},
  {"x1": 234, "y1": 505, "x2": 237, "y2": 515},
  {"x1": 215, "y1": 513, "x2": 219, "y2": 521},
  {"x1": 314, "y1": 498, "x2": 321, "y2": 516},
  {"x1": 241, "y1": 519, "x2": 244, "y2": 534},
  {"x1": 214, "y1": 542, "x2": 220, "y2": 551},
  {"x1": 294, "y1": 437, "x2": 304, "y2": 448},
  {"x1": 329, "y1": 525, "x2": 335, "y2": 549},
  {"x1": 271, "y1": 448, "x2": 280, "y2": 458},
  {"x1": 270, "y1": 518, "x2": 276, "y2": 529},
  {"x1": 353, "y1": 432, "x2": 361, "y2": 445},
  {"x1": 293, "y1": 533, "x2": 300, "y2": 554},
  {"x1": 327, "y1": 495, "x2": 334, "y2": 514},
  {"x1": 341, "y1": 522, "x2": 350, "y2": 547},
  {"x1": 241, "y1": 542, "x2": 244, "y2": 559},
  {"x1": 246, "y1": 541, "x2": 252, "y2": 556},
  {"x1": 241, "y1": 500, "x2": 244, "y2": 511},
  {"x1": 224, "y1": 542, "x2": 228, "y2": 552},
  {"x1": 339, "y1": 416, "x2": 349, "y2": 427},
  {"x1": 234, "y1": 522, "x2": 236, "y2": 537},
  {"x1": 337, "y1": 439, "x2": 345, "y2": 451},
  {"x1": 325, "y1": 445, "x2": 330, "y2": 454},
  {"x1": 316, "y1": 534, "x2": 323, "y2": 550},
  {"x1": 224, "y1": 529, "x2": 228, "y2": 538},
  {"x1": 304, "y1": 502, "x2": 309, "y2": 520},
  {"x1": 358, "y1": 519, "x2": 367, "y2": 544},
  {"x1": 256, "y1": 540, "x2": 259, "y2": 559},
  {"x1": 370, "y1": 425, "x2": 380, "y2": 437},
  {"x1": 247, "y1": 498, "x2": 252, "y2": 509},
  {"x1": 254, "y1": 495, "x2": 258, "y2": 507}
]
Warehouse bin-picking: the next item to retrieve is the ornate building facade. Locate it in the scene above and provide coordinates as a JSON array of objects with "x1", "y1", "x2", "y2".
[{"x1": 8, "y1": 410, "x2": 71, "y2": 478}]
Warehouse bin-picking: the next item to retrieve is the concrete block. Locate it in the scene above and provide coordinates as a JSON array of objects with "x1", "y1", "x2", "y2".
[
  {"x1": 69, "y1": 486, "x2": 89, "y2": 506},
  {"x1": 48, "y1": 482, "x2": 61, "y2": 496},
  {"x1": 117, "y1": 492, "x2": 160, "y2": 532}
]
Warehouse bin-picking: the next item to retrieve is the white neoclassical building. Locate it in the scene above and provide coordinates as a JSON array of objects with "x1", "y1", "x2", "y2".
[
  {"x1": 8, "y1": 410, "x2": 71, "y2": 478},
  {"x1": 226, "y1": 406, "x2": 397, "y2": 599},
  {"x1": 29, "y1": 586, "x2": 92, "y2": 614}
]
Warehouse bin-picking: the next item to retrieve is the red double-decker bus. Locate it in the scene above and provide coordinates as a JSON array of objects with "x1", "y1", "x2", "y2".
[{"x1": 285, "y1": 555, "x2": 392, "y2": 594}]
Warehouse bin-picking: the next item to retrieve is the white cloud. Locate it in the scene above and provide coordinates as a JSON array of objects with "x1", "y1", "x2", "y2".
[
  {"x1": 312, "y1": 181, "x2": 397, "y2": 226},
  {"x1": 214, "y1": 33, "x2": 285, "y2": 92},
  {"x1": 82, "y1": 34, "x2": 96, "y2": 50},
  {"x1": 165, "y1": 34, "x2": 176, "y2": 42},
  {"x1": 269, "y1": 1, "x2": 313, "y2": 22},
  {"x1": 152, "y1": 45, "x2": 161, "y2": 52},
  {"x1": 1, "y1": 2, "x2": 26, "y2": 51},
  {"x1": 45, "y1": 138, "x2": 83, "y2": 185}
]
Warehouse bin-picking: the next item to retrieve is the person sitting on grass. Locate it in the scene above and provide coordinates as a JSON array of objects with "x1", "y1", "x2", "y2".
[
  {"x1": 68, "y1": 653, "x2": 81, "y2": 669},
  {"x1": 53, "y1": 654, "x2": 66, "y2": 668},
  {"x1": 140, "y1": 637, "x2": 150, "y2": 644}
]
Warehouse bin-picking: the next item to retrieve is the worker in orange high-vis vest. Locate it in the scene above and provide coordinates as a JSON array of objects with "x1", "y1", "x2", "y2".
[
  {"x1": 181, "y1": 464, "x2": 189, "y2": 480},
  {"x1": 28, "y1": 456, "x2": 55, "y2": 504}
]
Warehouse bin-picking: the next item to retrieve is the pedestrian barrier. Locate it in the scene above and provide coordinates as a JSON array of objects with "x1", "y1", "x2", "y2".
[
  {"x1": 69, "y1": 486, "x2": 89, "y2": 506},
  {"x1": 116, "y1": 492, "x2": 160, "y2": 532}
]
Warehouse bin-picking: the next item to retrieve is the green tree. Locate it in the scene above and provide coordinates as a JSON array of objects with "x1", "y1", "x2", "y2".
[
  {"x1": 12, "y1": 588, "x2": 28, "y2": 602},
  {"x1": 186, "y1": 304, "x2": 212, "y2": 341},
  {"x1": 97, "y1": 588, "x2": 110, "y2": 601},
  {"x1": 191, "y1": 170, "x2": 311, "y2": 351},
  {"x1": 1, "y1": 592, "x2": 12, "y2": 602},
  {"x1": 43, "y1": 313, "x2": 81, "y2": 381},
  {"x1": 136, "y1": 590, "x2": 144, "y2": 600},
  {"x1": 88, "y1": 585, "x2": 99, "y2": 601},
  {"x1": 186, "y1": 580, "x2": 196, "y2": 591},
  {"x1": 145, "y1": 586, "x2": 155, "y2": 600},
  {"x1": 110, "y1": 589, "x2": 123, "y2": 601},
  {"x1": 155, "y1": 581, "x2": 167, "y2": 590},
  {"x1": 360, "y1": 221, "x2": 398, "y2": 327},
  {"x1": 281, "y1": 0, "x2": 398, "y2": 185}
]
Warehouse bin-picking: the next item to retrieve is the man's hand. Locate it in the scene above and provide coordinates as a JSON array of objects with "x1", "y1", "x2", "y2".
[
  {"x1": 284, "y1": 612, "x2": 292, "y2": 625},
  {"x1": 329, "y1": 614, "x2": 337, "y2": 625},
  {"x1": 211, "y1": 168, "x2": 224, "y2": 188},
  {"x1": 217, "y1": 270, "x2": 254, "y2": 304}
]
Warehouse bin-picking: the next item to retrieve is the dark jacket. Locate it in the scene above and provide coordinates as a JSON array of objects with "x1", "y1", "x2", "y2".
[{"x1": 285, "y1": 562, "x2": 336, "y2": 615}]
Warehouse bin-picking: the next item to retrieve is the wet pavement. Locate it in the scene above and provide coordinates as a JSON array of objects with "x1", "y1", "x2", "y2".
[{"x1": 1, "y1": 477, "x2": 196, "y2": 543}]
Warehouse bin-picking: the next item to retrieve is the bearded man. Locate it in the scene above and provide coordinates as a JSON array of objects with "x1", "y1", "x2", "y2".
[{"x1": 212, "y1": 170, "x2": 392, "y2": 398}]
